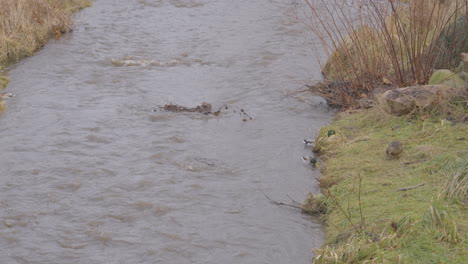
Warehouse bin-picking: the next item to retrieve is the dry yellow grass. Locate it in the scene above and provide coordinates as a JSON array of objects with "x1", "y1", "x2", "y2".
[{"x1": 0, "y1": 0, "x2": 91, "y2": 69}]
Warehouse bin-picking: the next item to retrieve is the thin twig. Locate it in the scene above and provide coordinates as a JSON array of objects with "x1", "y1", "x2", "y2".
[
  {"x1": 286, "y1": 194, "x2": 303, "y2": 206},
  {"x1": 260, "y1": 189, "x2": 303, "y2": 210},
  {"x1": 396, "y1": 183, "x2": 425, "y2": 191},
  {"x1": 324, "y1": 189, "x2": 357, "y2": 228},
  {"x1": 358, "y1": 174, "x2": 365, "y2": 229},
  {"x1": 403, "y1": 159, "x2": 429, "y2": 165}
]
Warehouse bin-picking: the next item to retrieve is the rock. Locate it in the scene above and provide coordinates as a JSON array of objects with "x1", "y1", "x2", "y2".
[
  {"x1": 428, "y1": 69, "x2": 466, "y2": 88},
  {"x1": 381, "y1": 84, "x2": 454, "y2": 116}
]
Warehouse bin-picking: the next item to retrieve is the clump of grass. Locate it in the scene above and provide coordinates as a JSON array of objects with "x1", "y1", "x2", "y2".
[
  {"x1": 302, "y1": 192, "x2": 329, "y2": 214},
  {"x1": 0, "y1": 0, "x2": 91, "y2": 68},
  {"x1": 420, "y1": 202, "x2": 462, "y2": 244},
  {"x1": 312, "y1": 106, "x2": 467, "y2": 263},
  {"x1": 312, "y1": 126, "x2": 345, "y2": 157},
  {"x1": 437, "y1": 156, "x2": 467, "y2": 200},
  {"x1": 0, "y1": 76, "x2": 10, "y2": 90},
  {"x1": 302, "y1": 0, "x2": 467, "y2": 108}
]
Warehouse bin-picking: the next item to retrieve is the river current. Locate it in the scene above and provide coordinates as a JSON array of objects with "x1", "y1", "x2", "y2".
[{"x1": 0, "y1": 0, "x2": 332, "y2": 263}]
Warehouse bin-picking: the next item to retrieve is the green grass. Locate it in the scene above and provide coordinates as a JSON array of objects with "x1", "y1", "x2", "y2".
[{"x1": 313, "y1": 107, "x2": 467, "y2": 263}]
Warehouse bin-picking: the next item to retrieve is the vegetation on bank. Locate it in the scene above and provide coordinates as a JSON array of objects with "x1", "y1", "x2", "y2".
[
  {"x1": 299, "y1": 0, "x2": 467, "y2": 263},
  {"x1": 303, "y1": 0, "x2": 467, "y2": 108},
  {"x1": 310, "y1": 105, "x2": 467, "y2": 263},
  {"x1": 0, "y1": 0, "x2": 91, "y2": 70}
]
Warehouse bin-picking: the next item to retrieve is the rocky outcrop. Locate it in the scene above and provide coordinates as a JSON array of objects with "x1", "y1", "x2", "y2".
[{"x1": 381, "y1": 84, "x2": 455, "y2": 116}]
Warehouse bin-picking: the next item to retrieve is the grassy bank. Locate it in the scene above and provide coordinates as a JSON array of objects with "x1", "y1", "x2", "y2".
[
  {"x1": 301, "y1": 1, "x2": 467, "y2": 261},
  {"x1": 0, "y1": 0, "x2": 91, "y2": 70},
  {"x1": 311, "y1": 105, "x2": 467, "y2": 263}
]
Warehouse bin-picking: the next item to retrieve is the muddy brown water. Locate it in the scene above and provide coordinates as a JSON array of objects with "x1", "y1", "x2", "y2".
[{"x1": 0, "y1": 0, "x2": 333, "y2": 263}]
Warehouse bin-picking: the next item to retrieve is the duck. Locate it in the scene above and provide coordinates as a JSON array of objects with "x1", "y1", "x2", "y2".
[
  {"x1": 303, "y1": 139, "x2": 314, "y2": 147},
  {"x1": 0, "y1": 92, "x2": 14, "y2": 99},
  {"x1": 327, "y1": 129, "x2": 336, "y2": 137},
  {"x1": 302, "y1": 156, "x2": 318, "y2": 167},
  {"x1": 386, "y1": 140, "x2": 403, "y2": 159}
]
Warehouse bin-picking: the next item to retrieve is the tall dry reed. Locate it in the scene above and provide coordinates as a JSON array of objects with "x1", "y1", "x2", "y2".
[{"x1": 0, "y1": 0, "x2": 91, "y2": 69}]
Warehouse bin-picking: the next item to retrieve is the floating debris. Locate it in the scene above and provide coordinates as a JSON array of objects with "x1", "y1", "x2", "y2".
[
  {"x1": 159, "y1": 102, "x2": 212, "y2": 114},
  {"x1": 303, "y1": 139, "x2": 314, "y2": 146},
  {"x1": 155, "y1": 102, "x2": 253, "y2": 121}
]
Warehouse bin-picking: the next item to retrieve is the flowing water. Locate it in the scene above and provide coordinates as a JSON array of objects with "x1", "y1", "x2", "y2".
[{"x1": 0, "y1": 0, "x2": 333, "y2": 263}]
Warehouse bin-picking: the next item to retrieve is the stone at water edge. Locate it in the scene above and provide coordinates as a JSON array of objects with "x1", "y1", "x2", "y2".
[
  {"x1": 428, "y1": 69, "x2": 466, "y2": 89},
  {"x1": 381, "y1": 84, "x2": 454, "y2": 116}
]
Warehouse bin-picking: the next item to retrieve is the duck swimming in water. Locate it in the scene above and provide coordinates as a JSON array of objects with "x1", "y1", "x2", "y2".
[{"x1": 302, "y1": 156, "x2": 318, "y2": 167}]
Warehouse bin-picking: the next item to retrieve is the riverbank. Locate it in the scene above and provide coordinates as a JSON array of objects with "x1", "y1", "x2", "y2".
[
  {"x1": 311, "y1": 104, "x2": 467, "y2": 263},
  {"x1": 301, "y1": 1, "x2": 467, "y2": 261},
  {"x1": 0, "y1": 0, "x2": 91, "y2": 71}
]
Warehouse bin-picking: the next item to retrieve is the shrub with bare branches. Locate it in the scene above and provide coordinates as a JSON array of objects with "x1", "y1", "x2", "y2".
[{"x1": 302, "y1": 0, "x2": 467, "y2": 108}]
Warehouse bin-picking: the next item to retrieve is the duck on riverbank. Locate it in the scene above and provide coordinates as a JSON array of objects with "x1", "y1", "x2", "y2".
[
  {"x1": 386, "y1": 140, "x2": 403, "y2": 159},
  {"x1": 302, "y1": 155, "x2": 318, "y2": 167}
]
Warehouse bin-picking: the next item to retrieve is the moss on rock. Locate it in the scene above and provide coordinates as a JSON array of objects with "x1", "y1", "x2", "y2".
[{"x1": 428, "y1": 69, "x2": 466, "y2": 88}]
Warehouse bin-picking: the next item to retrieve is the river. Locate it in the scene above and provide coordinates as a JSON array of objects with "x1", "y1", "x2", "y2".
[{"x1": 0, "y1": 0, "x2": 332, "y2": 263}]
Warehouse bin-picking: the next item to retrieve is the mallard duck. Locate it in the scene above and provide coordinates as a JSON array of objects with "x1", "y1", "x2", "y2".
[
  {"x1": 0, "y1": 92, "x2": 14, "y2": 99},
  {"x1": 302, "y1": 156, "x2": 318, "y2": 167},
  {"x1": 386, "y1": 140, "x2": 403, "y2": 159},
  {"x1": 303, "y1": 139, "x2": 314, "y2": 147},
  {"x1": 327, "y1": 129, "x2": 336, "y2": 137}
]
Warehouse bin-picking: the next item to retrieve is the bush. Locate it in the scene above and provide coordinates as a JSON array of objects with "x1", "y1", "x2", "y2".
[{"x1": 303, "y1": 0, "x2": 467, "y2": 108}]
